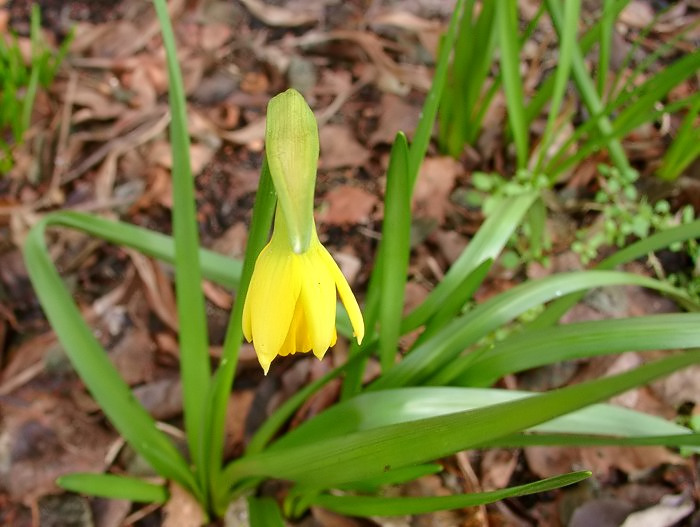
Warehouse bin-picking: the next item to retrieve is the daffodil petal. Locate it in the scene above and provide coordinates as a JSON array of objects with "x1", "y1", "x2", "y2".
[
  {"x1": 248, "y1": 244, "x2": 302, "y2": 371},
  {"x1": 242, "y1": 281, "x2": 254, "y2": 342},
  {"x1": 319, "y1": 245, "x2": 365, "y2": 345},
  {"x1": 299, "y1": 248, "x2": 336, "y2": 359}
]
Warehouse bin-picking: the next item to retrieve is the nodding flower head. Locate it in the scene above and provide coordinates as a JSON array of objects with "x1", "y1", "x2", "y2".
[{"x1": 242, "y1": 89, "x2": 364, "y2": 374}]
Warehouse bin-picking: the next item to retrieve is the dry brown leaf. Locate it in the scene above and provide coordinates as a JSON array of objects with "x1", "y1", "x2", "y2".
[
  {"x1": 525, "y1": 446, "x2": 581, "y2": 479},
  {"x1": 223, "y1": 391, "x2": 255, "y2": 457},
  {"x1": 70, "y1": 85, "x2": 128, "y2": 123},
  {"x1": 332, "y1": 250, "x2": 362, "y2": 286},
  {"x1": 92, "y1": 498, "x2": 132, "y2": 527},
  {"x1": 432, "y1": 229, "x2": 468, "y2": 265},
  {"x1": 148, "y1": 139, "x2": 216, "y2": 177},
  {"x1": 65, "y1": 109, "x2": 170, "y2": 183},
  {"x1": 0, "y1": 396, "x2": 114, "y2": 503},
  {"x1": 480, "y1": 449, "x2": 518, "y2": 491},
  {"x1": 239, "y1": 0, "x2": 318, "y2": 27},
  {"x1": 586, "y1": 446, "x2": 683, "y2": 479},
  {"x1": 199, "y1": 22, "x2": 233, "y2": 51},
  {"x1": 133, "y1": 378, "x2": 183, "y2": 420},
  {"x1": 413, "y1": 156, "x2": 460, "y2": 224},
  {"x1": 369, "y1": 94, "x2": 421, "y2": 146},
  {"x1": 371, "y1": 10, "x2": 443, "y2": 57},
  {"x1": 318, "y1": 186, "x2": 378, "y2": 226},
  {"x1": 202, "y1": 280, "x2": 233, "y2": 310},
  {"x1": 162, "y1": 482, "x2": 206, "y2": 527},
  {"x1": 621, "y1": 494, "x2": 694, "y2": 527},
  {"x1": 295, "y1": 30, "x2": 432, "y2": 93},
  {"x1": 125, "y1": 65, "x2": 158, "y2": 109},
  {"x1": 619, "y1": 1, "x2": 655, "y2": 28},
  {"x1": 319, "y1": 125, "x2": 370, "y2": 170},
  {"x1": 652, "y1": 365, "x2": 700, "y2": 408},
  {"x1": 127, "y1": 250, "x2": 179, "y2": 331},
  {"x1": 109, "y1": 327, "x2": 156, "y2": 386},
  {"x1": 220, "y1": 118, "x2": 266, "y2": 147},
  {"x1": 211, "y1": 222, "x2": 248, "y2": 259}
]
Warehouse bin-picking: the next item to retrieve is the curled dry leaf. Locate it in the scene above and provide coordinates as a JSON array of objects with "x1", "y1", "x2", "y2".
[
  {"x1": 318, "y1": 186, "x2": 378, "y2": 226},
  {"x1": 621, "y1": 494, "x2": 695, "y2": 527},
  {"x1": 369, "y1": 94, "x2": 421, "y2": 146},
  {"x1": 0, "y1": 396, "x2": 114, "y2": 503},
  {"x1": 108, "y1": 327, "x2": 156, "y2": 386},
  {"x1": 619, "y1": 1, "x2": 655, "y2": 29},
  {"x1": 319, "y1": 124, "x2": 370, "y2": 170},
  {"x1": 413, "y1": 156, "x2": 461, "y2": 224},
  {"x1": 239, "y1": 0, "x2": 319, "y2": 27},
  {"x1": 162, "y1": 482, "x2": 206, "y2": 527}
]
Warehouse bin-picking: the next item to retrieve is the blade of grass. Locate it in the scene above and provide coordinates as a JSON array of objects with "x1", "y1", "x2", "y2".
[
  {"x1": 222, "y1": 351, "x2": 700, "y2": 488},
  {"x1": 22, "y1": 219, "x2": 200, "y2": 500},
  {"x1": 376, "y1": 270, "x2": 687, "y2": 390},
  {"x1": 21, "y1": 5, "x2": 41, "y2": 136},
  {"x1": 455, "y1": 313, "x2": 700, "y2": 386},
  {"x1": 488, "y1": 433, "x2": 700, "y2": 448},
  {"x1": 597, "y1": 0, "x2": 615, "y2": 98},
  {"x1": 413, "y1": 258, "x2": 493, "y2": 347},
  {"x1": 524, "y1": 0, "x2": 629, "y2": 128},
  {"x1": 154, "y1": 0, "x2": 211, "y2": 496},
  {"x1": 535, "y1": 0, "x2": 580, "y2": 174},
  {"x1": 545, "y1": 0, "x2": 631, "y2": 176},
  {"x1": 57, "y1": 474, "x2": 168, "y2": 504},
  {"x1": 379, "y1": 133, "x2": 411, "y2": 371},
  {"x1": 497, "y1": 0, "x2": 529, "y2": 169},
  {"x1": 402, "y1": 192, "x2": 537, "y2": 333},
  {"x1": 271, "y1": 386, "x2": 690, "y2": 451},
  {"x1": 311, "y1": 472, "x2": 590, "y2": 516},
  {"x1": 248, "y1": 497, "x2": 285, "y2": 526},
  {"x1": 37, "y1": 211, "x2": 242, "y2": 287},
  {"x1": 658, "y1": 97, "x2": 700, "y2": 181},
  {"x1": 408, "y1": 0, "x2": 466, "y2": 188},
  {"x1": 547, "y1": 92, "x2": 700, "y2": 178}
]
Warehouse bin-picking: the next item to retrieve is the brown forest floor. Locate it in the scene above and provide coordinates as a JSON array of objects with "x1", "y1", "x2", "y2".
[{"x1": 1, "y1": 0, "x2": 700, "y2": 525}]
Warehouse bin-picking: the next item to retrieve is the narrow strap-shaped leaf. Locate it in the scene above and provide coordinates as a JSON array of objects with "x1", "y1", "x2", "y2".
[
  {"x1": 597, "y1": 0, "x2": 615, "y2": 98},
  {"x1": 497, "y1": 0, "x2": 529, "y2": 169},
  {"x1": 379, "y1": 133, "x2": 411, "y2": 371},
  {"x1": 57, "y1": 473, "x2": 168, "y2": 504},
  {"x1": 408, "y1": 0, "x2": 467, "y2": 189},
  {"x1": 373, "y1": 270, "x2": 689, "y2": 390},
  {"x1": 271, "y1": 387, "x2": 690, "y2": 451},
  {"x1": 22, "y1": 219, "x2": 200, "y2": 499},
  {"x1": 414, "y1": 258, "x2": 493, "y2": 347},
  {"x1": 455, "y1": 313, "x2": 700, "y2": 386},
  {"x1": 37, "y1": 210, "x2": 242, "y2": 288},
  {"x1": 402, "y1": 192, "x2": 537, "y2": 333},
  {"x1": 154, "y1": 0, "x2": 210, "y2": 493},
  {"x1": 248, "y1": 497, "x2": 285, "y2": 527},
  {"x1": 222, "y1": 351, "x2": 700, "y2": 489},
  {"x1": 545, "y1": 0, "x2": 631, "y2": 175},
  {"x1": 310, "y1": 471, "x2": 590, "y2": 516},
  {"x1": 535, "y1": 0, "x2": 580, "y2": 174},
  {"x1": 487, "y1": 433, "x2": 700, "y2": 448}
]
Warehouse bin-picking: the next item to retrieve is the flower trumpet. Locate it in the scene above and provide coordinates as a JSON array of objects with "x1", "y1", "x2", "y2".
[{"x1": 242, "y1": 89, "x2": 364, "y2": 373}]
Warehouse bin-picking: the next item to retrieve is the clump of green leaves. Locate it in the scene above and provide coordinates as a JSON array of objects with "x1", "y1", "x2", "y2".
[
  {"x1": 20, "y1": 0, "x2": 700, "y2": 523},
  {"x1": 572, "y1": 165, "x2": 697, "y2": 264},
  {"x1": 0, "y1": 5, "x2": 72, "y2": 173},
  {"x1": 439, "y1": 0, "x2": 700, "y2": 183}
]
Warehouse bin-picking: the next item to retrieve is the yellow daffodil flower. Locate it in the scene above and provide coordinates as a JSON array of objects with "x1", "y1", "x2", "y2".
[{"x1": 242, "y1": 89, "x2": 365, "y2": 374}]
